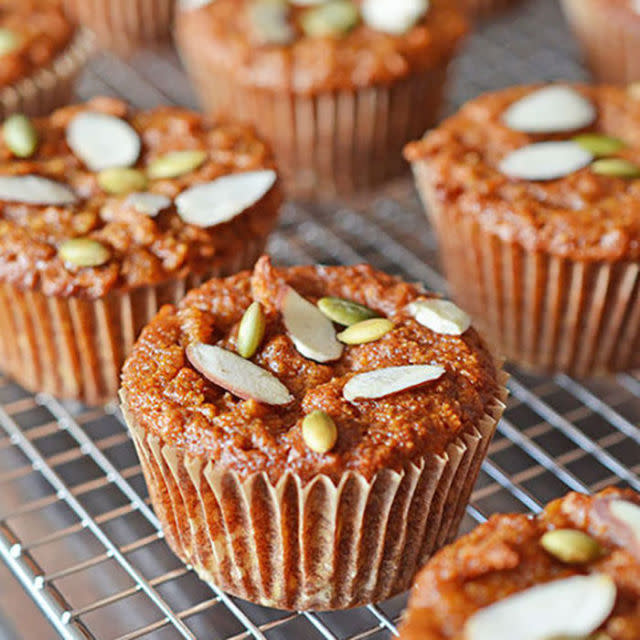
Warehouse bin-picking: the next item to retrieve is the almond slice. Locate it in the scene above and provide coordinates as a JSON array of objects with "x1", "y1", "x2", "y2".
[
  {"x1": 408, "y1": 298, "x2": 470, "y2": 335},
  {"x1": 124, "y1": 192, "x2": 172, "y2": 217},
  {"x1": 186, "y1": 343, "x2": 293, "y2": 405},
  {"x1": 499, "y1": 141, "x2": 593, "y2": 181},
  {"x1": 464, "y1": 574, "x2": 616, "y2": 640},
  {"x1": 66, "y1": 112, "x2": 141, "y2": 171},
  {"x1": 0, "y1": 175, "x2": 77, "y2": 205},
  {"x1": 610, "y1": 499, "x2": 640, "y2": 547},
  {"x1": 361, "y1": 0, "x2": 429, "y2": 35},
  {"x1": 281, "y1": 286, "x2": 343, "y2": 363},
  {"x1": 175, "y1": 170, "x2": 276, "y2": 228},
  {"x1": 502, "y1": 86, "x2": 596, "y2": 133},
  {"x1": 343, "y1": 364, "x2": 444, "y2": 402}
]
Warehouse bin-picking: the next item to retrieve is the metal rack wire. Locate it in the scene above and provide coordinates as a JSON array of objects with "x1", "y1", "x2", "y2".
[{"x1": 0, "y1": 0, "x2": 638, "y2": 637}]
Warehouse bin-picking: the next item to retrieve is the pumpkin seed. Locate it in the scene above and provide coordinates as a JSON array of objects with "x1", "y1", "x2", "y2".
[
  {"x1": 302, "y1": 410, "x2": 337, "y2": 453},
  {"x1": 0, "y1": 28, "x2": 20, "y2": 55},
  {"x1": 573, "y1": 133, "x2": 625, "y2": 157},
  {"x1": 540, "y1": 529, "x2": 603, "y2": 565},
  {"x1": 300, "y1": 0, "x2": 359, "y2": 37},
  {"x1": 337, "y1": 318, "x2": 393, "y2": 345},
  {"x1": 317, "y1": 296, "x2": 378, "y2": 326},
  {"x1": 591, "y1": 158, "x2": 640, "y2": 178},
  {"x1": 147, "y1": 150, "x2": 208, "y2": 180},
  {"x1": 237, "y1": 301, "x2": 266, "y2": 359},
  {"x1": 249, "y1": 0, "x2": 295, "y2": 45},
  {"x1": 98, "y1": 167, "x2": 148, "y2": 195},
  {"x1": 59, "y1": 238, "x2": 110, "y2": 267},
  {"x1": 3, "y1": 114, "x2": 38, "y2": 158},
  {"x1": 628, "y1": 82, "x2": 640, "y2": 100}
]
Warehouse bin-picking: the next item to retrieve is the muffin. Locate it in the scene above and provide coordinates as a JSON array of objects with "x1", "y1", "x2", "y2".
[
  {"x1": 175, "y1": 0, "x2": 468, "y2": 197},
  {"x1": 120, "y1": 255, "x2": 507, "y2": 610},
  {"x1": 461, "y1": 0, "x2": 518, "y2": 18},
  {"x1": 0, "y1": 0, "x2": 92, "y2": 118},
  {"x1": 398, "y1": 488, "x2": 640, "y2": 640},
  {"x1": 405, "y1": 84, "x2": 640, "y2": 376},
  {"x1": 63, "y1": 0, "x2": 174, "y2": 54},
  {"x1": 561, "y1": 0, "x2": 640, "y2": 84},
  {"x1": 0, "y1": 97, "x2": 281, "y2": 405}
]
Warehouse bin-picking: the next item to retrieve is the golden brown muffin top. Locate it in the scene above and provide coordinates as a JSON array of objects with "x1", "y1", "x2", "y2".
[
  {"x1": 398, "y1": 488, "x2": 640, "y2": 640},
  {"x1": 0, "y1": 97, "x2": 281, "y2": 298},
  {"x1": 175, "y1": 0, "x2": 468, "y2": 93},
  {"x1": 121, "y1": 256, "x2": 503, "y2": 484},
  {"x1": 405, "y1": 84, "x2": 640, "y2": 260},
  {"x1": 0, "y1": 0, "x2": 74, "y2": 88}
]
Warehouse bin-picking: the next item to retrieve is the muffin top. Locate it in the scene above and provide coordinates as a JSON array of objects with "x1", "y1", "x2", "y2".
[
  {"x1": 405, "y1": 84, "x2": 640, "y2": 260},
  {"x1": 0, "y1": 97, "x2": 281, "y2": 298},
  {"x1": 175, "y1": 0, "x2": 468, "y2": 93},
  {"x1": 398, "y1": 488, "x2": 640, "y2": 640},
  {"x1": 121, "y1": 255, "x2": 503, "y2": 484},
  {"x1": 0, "y1": 0, "x2": 74, "y2": 88}
]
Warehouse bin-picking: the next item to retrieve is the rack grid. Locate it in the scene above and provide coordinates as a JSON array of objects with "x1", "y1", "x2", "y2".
[{"x1": 1, "y1": 0, "x2": 639, "y2": 638}]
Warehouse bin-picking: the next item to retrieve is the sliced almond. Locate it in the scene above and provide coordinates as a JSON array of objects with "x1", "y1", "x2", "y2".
[
  {"x1": 464, "y1": 574, "x2": 617, "y2": 640},
  {"x1": 343, "y1": 364, "x2": 444, "y2": 402},
  {"x1": 502, "y1": 86, "x2": 596, "y2": 134},
  {"x1": 175, "y1": 169, "x2": 276, "y2": 228},
  {"x1": 499, "y1": 141, "x2": 593, "y2": 181},
  {"x1": 186, "y1": 342, "x2": 293, "y2": 405},
  {"x1": 66, "y1": 112, "x2": 141, "y2": 172},
  {"x1": 361, "y1": 0, "x2": 429, "y2": 35},
  {"x1": 124, "y1": 192, "x2": 172, "y2": 217},
  {"x1": 408, "y1": 298, "x2": 470, "y2": 336},
  {"x1": 281, "y1": 286, "x2": 343, "y2": 363},
  {"x1": 0, "y1": 175, "x2": 77, "y2": 205},
  {"x1": 610, "y1": 499, "x2": 640, "y2": 549}
]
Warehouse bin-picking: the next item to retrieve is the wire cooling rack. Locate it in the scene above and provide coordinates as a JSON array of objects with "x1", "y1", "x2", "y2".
[{"x1": 1, "y1": 0, "x2": 639, "y2": 638}]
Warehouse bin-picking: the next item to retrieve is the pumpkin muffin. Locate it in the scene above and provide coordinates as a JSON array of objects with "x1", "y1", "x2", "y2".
[
  {"x1": 175, "y1": 0, "x2": 468, "y2": 197},
  {"x1": 405, "y1": 83, "x2": 640, "y2": 376},
  {"x1": 562, "y1": 0, "x2": 640, "y2": 84},
  {"x1": 120, "y1": 255, "x2": 507, "y2": 610},
  {"x1": 398, "y1": 488, "x2": 640, "y2": 640},
  {"x1": 0, "y1": 97, "x2": 281, "y2": 405},
  {"x1": 461, "y1": 0, "x2": 519, "y2": 18},
  {"x1": 0, "y1": 0, "x2": 92, "y2": 118}
]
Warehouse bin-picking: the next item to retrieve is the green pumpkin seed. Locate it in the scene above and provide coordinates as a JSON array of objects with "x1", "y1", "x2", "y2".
[
  {"x1": 0, "y1": 28, "x2": 20, "y2": 55},
  {"x1": 337, "y1": 318, "x2": 394, "y2": 345},
  {"x1": 300, "y1": 0, "x2": 360, "y2": 37},
  {"x1": 59, "y1": 238, "x2": 110, "y2": 267},
  {"x1": 147, "y1": 150, "x2": 208, "y2": 180},
  {"x1": 3, "y1": 114, "x2": 38, "y2": 158},
  {"x1": 573, "y1": 134, "x2": 625, "y2": 157},
  {"x1": 540, "y1": 529, "x2": 603, "y2": 565},
  {"x1": 98, "y1": 167, "x2": 148, "y2": 195},
  {"x1": 249, "y1": 0, "x2": 295, "y2": 45},
  {"x1": 302, "y1": 410, "x2": 337, "y2": 453},
  {"x1": 591, "y1": 158, "x2": 640, "y2": 178},
  {"x1": 237, "y1": 301, "x2": 266, "y2": 359},
  {"x1": 317, "y1": 296, "x2": 378, "y2": 326}
]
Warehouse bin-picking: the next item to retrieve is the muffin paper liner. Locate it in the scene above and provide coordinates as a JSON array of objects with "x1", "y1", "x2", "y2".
[
  {"x1": 176, "y1": 43, "x2": 450, "y2": 197},
  {"x1": 413, "y1": 167, "x2": 640, "y2": 376},
  {"x1": 64, "y1": 0, "x2": 174, "y2": 54},
  {"x1": 0, "y1": 239, "x2": 264, "y2": 406},
  {"x1": 0, "y1": 28, "x2": 93, "y2": 119},
  {"x1": 120, "y1": 372, "x2": 507, "y2": 611},
  {"x1": 561, "y1": 0, "x2": 640, "y2": 84}
]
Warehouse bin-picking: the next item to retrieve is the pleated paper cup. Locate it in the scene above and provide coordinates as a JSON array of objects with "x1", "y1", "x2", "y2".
[
  {"x1": 0, "y1": 28, "x2": 93, "y2": 119},
  {"x1": 0, "y1": 239, "x2": 264, "y2": 406},
  {"x1": 176, "y1": 42, "x2": 450, "y2": 197},
  {"x1": 561, "y1": 0, "x2": 640, "y2": 84},
  {"x1": 412, "y1": 169, "x2": 640, "y2": 376},
  {"x1": 120, "y1": 374, "x2": 507, "y2": 611},
  {"x1": 63, "y1": 0, "x2": 174, "y2": 54}
]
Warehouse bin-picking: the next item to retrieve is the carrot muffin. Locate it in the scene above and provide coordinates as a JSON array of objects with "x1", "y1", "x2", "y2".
[
  {"x1": 562, "y1": 0, "x2": 640, "y2": 84},
  {"x1": 398, "y1": 488, "x2": 640, "y2": 640},
  {"x1": 405, "y1": 84, "x2": 640, "y2": 376},
  {"x1": 120, "y1": 255, "x2": 507, "y2": 610},
  {"x1": 175, "y1": 0, "x2": 468, "y2": 197},
  {"x1": 0, "y1": 97, "x2": 281, "y2": 405},
  {"x1": 63, "y1": 0, "x2": 174, "y2": 54},
  {"x1": 0, "y1": 0, "x2": 92, "y2": 118}
]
